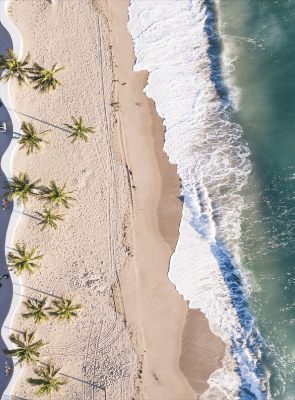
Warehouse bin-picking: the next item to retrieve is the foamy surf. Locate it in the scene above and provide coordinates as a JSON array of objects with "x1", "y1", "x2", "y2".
[{"x1": 128, "y1": 0, "x2": 266, "y2": 398}]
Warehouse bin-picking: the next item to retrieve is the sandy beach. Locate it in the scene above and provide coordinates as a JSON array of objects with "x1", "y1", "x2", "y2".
[{"x1": 0, "y1": 0, "x2": 227, "y2": 399}]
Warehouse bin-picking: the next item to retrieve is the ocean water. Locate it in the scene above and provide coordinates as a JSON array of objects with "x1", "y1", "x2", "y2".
[
  {"x1": 219, "y1": 0, "x2": 295, "y2": 399},
  {"x1": 128, "y1": 0, "x2": 295, "y2": 399}
]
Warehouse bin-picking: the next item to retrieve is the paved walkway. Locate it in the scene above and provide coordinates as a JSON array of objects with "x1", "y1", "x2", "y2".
[{"x1": 0, "y1": 21, "x2": 14, "y2": 398}]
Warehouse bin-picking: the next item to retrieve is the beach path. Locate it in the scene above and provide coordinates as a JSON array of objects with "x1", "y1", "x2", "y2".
[{"x1": 0, "y1": 20, "x2": 15, "y2": 398}]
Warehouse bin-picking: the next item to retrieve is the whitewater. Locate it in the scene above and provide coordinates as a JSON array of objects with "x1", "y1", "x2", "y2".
[{"x1": 128, "y1": 0, "x2": 268, "y2": 399}]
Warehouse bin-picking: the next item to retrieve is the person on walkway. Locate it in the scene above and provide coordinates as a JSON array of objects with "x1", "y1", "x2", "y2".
[
  {"x1": 5, "y1": 361, "x2": 11, "y2": 376},
  {"x1": 2, "y1": 198, "x2": 8, "y2": 210}
]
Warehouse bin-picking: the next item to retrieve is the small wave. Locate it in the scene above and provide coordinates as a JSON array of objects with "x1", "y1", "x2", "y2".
[{"x1": 128, "y1": 0, "x2": 267, "y2": 398}]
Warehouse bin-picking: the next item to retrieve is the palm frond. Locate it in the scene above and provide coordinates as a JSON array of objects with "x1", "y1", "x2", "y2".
[
  {"x1": 49, "y1": 296, "x2": 82, "y2": 324},
  {"x1": 19, "y1": 121, "x2": 51, "y2": 155},
  {"x1": 27, "y1": 359, "x2": 69, "y2": 399},
  {"x1": 22, "y1": 297, "x2": 50, "y2": 325},
  {"x1": 29, "y1": 62, "x2": 66, "y2": 94},
  {"x1": 65, "y1": 116, "x2": 97, "y2": 143},
  {"x1": 36, "y1": 208, "x2": 65, "y2": 231},
  {"x1": 2, "y1": 172, "x2": 41, "y2": 205},
  {"x1": 2, "y1": 331, "x2": 47, "y2": 366},
  {"x1": 6, "y1": 243, "x2": 44, "y2": 276},
  {"x1": 0, "y1": 49, "x2": 30, "y2": 87},
  {"x1": 40, "y1": 180, "x2": 77, "y2": 210}
]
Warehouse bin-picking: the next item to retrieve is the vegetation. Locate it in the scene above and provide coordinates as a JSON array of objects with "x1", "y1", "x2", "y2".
[
  {"x1": 2, "y1": 172, "x2": 41, "y2": 205},
  {"x1": 40, "y1": 180, "x2": 77, "y2": 210},
  {"x1": 2, "y1": 331, "x2": 46, "y2": 366},
  {"x1": 0, "y1": 49, "x2": 30, "y2": 87},
  {"x1": 6, "y1": 243, "x2": 44, "y2": 276},
  {"x1": 22, "y1": 298, "x2": 50, "y2": 325},
  {"x1": 29, "y1": 63, "x2": 66, "y2": 94},
  {"x1": 19, "y1": 121, "x2": 51, "y2": 155},
  {"x1": 0, "y1": 47, "x2": 87, "y2": 394},
  {"x1": 64, "y1": 116, "x2": 97, "y2": 143},
  {"x1": 49, "y1": 296, "x2": 82, "y2": 324},
  {"x1": 27, "y1": 360, "x2": 70, "y2": 399},
  {"x1": 36, "y1": 208, "x2": 65, "y2": 231}
]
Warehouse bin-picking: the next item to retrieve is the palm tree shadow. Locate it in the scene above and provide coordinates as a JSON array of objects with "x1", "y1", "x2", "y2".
[
  {"x1": 23, "y1": 212, "x2": 41, "y2": 221},
  {"x1": 3, "y1": 326, "x2": 24, "y2": 335},
  {"x1": 7, "y1": 108, "x2": 70, "y2": 134},
  {"x1": 14, "y1": 283, "x2": 61, "y2": 299},
  {"x1": 37, "y1": 361, "x2": 105, "y2": 389},
  {"x1": 13, "y1": 209, "x2": 41, "y2": 221}
]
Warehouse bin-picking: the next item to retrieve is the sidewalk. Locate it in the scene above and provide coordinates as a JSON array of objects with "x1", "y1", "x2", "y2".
[{"x1": 0, "y1": 20, "x2": 14, "y2": 398}]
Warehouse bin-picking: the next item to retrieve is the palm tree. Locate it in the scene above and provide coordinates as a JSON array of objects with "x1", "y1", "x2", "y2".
[
  {"x1": 49, "y1": 296, "x2": 82, "y2": 324},
  {"x1": 22, "y1": 297, "x2": 50, "y2": 325},
  {"x1": 0, "y1": 48, "x2": 30, "y2": 87},
  {"x1": 36, "y1": 208, "x2": 65, "y2": 231},
  {"x1": 29, "y1": 62, "x2": 66, "y2": 94},
  {"x1": 2, "y1": 172, "x2": 41, "y2": 205},
  {"x1": 64, "y1": 116, "x2": 97, "y2": 143},
  {"x1": 19, "y1": 121, "x2": 51, "y2": 155},
  {"x1": 40, "y1": 180, "x2": 77, "y2": 210},
  {"x1": 6, "y1": 242, "x2": 44, "y2": 276},
  {"x1": 2, "y1": 331, "x2": 46, "y2": 366},
  {"x1": 27, "y1": 360, "x2": 70, "y2": 399}
]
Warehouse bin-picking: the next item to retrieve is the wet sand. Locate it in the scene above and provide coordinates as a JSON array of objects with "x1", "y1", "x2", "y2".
[{"x1": 99, "y1": 0, "x2": 227, "y2": 398}]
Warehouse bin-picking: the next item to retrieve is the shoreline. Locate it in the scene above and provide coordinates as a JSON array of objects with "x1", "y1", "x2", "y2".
[{"x1": 100, "y1": 0, "x2": 227, "y2": 398}]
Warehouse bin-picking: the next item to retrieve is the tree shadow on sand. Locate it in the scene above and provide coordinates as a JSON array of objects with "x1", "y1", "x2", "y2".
[{"x1": 9, "y1": 108, "x2": 70, "y2": 134}]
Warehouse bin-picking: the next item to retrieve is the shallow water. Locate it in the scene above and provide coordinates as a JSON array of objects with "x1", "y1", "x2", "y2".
[{"x1": 219, "y1": 0, "x2": 295, "y2": 398}]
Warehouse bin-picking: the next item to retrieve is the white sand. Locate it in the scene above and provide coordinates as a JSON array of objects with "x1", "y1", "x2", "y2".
[{"x1": 9, "y1": 1, "x2": 136, "y2": 399}]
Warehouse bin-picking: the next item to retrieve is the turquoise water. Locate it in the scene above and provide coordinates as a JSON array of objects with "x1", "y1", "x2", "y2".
[{"x1": 219, "y1": 1, "x2": 295, "y2": 398}]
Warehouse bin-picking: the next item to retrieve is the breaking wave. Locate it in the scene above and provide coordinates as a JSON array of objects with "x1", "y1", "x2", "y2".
[{"x1": 128, "y1": 1, "x2": 268, "y2": 398}]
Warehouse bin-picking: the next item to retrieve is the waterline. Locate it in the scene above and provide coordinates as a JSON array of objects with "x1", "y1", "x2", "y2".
[{"x1": 128, "y1": 0, "x2": 265, "y2": 398}]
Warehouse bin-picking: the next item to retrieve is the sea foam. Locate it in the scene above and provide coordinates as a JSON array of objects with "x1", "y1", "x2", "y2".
[{"x1": 128, "y1": 1, "x2": 266, "y2": 398}]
